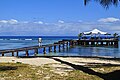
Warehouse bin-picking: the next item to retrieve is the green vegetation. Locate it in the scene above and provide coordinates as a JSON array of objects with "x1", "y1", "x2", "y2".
[
  {"x1": 78, "y1": 33, "x2": 83, "y2": 40},
  {"x1": 0, "y1": 62, "x2": 120, "y2": 80},
  {"x1": 84, "y1": 0, "x2": 119, "y2": 9}
]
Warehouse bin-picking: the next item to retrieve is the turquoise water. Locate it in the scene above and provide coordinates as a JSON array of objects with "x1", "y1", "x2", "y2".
[{"x1": 0, "y1": 36, "x2": 120, "y2": 58}]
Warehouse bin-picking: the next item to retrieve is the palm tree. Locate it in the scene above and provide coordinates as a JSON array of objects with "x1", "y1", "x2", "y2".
[
  {"x1": 78, "y1": 33, "x2": 83, "y2": 40},
  {"x1": 84, "y1": 0, "x2": 120, "y2": 9},
  {"x1": 113, "y1": 33, "x2": 118, "y2": 39}
]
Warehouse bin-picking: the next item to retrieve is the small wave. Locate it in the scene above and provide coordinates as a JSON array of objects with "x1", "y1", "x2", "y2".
[
  {"x1": 0, "y1": 39, "x2": 4, "y2": 40},
  {"x1": 10, "y1": 39, "x2": 19, "y2": 40},
  {"x1": 25, "y1": 39, "x2": 32, "y2": 40}
]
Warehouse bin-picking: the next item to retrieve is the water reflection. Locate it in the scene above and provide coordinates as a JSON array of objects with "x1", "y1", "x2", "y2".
[{"x1": 57, "y1": 44, "x2": 120, "y2": 58}]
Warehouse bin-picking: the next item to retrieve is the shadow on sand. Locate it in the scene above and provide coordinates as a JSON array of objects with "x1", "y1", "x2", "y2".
[
  {"x1": 50, "y1": 57, "x2": 120, "y2": 80},
  {"x1": 0, "y1": 66, "x2": 17, "y2": 71}
]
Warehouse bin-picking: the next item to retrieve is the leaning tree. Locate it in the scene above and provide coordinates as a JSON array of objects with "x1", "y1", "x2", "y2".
[{"x1": 84, "y1": 0, "x2": 120, "y2": 9}]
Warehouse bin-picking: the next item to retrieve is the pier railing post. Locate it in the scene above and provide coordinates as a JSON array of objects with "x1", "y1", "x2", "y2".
[
  {"x1": 59, "y1": 44, "x2": 61, "y2": 52},
  {"x1": 12, "y1": 51, "x2": 14, "y2": 56},
  {"x1": 49, "y1": 46, "x2": 52, "y2": 52},
  {"x1": 63, "y1": 43, "x2": 65, "y2": 49},
  {"x1": 54, "y1": 45, "x2": 56, "y2": 52},
  {"x1": 70, "y1": 40, "x2": 73, "y2": 47},
  {"x1": 34, "y1": 48, "x2": 38, "y2": 56},
  {"x1": 16, "y1": 51, "x2": 18, "y2": 56},
  {"x1": 2, "y1": 52, "x2": 4, "y2": 56},
  {"x1": 26, "y1": 50, "x2": 29, "y2": 56},
  {"x1": 35, "y1": 48, "x2": 38, "y2": 54},
  {"x1": 43, "y1": 47, "x2": 46, "y2": 54},
  {"x1": 66, "y1": 42, "x2": 69, "y2": 50}
]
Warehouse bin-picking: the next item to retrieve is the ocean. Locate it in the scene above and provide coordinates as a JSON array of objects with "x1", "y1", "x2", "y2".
[{"x1": 0, "y1": 36, "x2": 120, "y2": 58}]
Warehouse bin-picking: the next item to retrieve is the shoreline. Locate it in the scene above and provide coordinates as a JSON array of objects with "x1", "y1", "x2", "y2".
[{"x1": 1, "y1": 56, "x2": 120, "y2": 66}]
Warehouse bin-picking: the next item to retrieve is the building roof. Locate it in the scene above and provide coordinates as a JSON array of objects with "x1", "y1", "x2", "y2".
[{"x1": 83, "y1": 29, "x2": 107, "y2": 35}]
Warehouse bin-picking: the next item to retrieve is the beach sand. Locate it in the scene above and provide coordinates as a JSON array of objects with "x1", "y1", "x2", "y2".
[{"x1": 0, "y1": 57, "x2": 120, "y2": 66}]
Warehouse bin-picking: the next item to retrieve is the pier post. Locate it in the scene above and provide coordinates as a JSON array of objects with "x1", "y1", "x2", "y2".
[
  {"x1": 101, "y1": 41, "x2": 103, "y2": 45},
  {"x1": 111, "y1": 42, "x2": 113, "y2": 45},
  {"x1": 66, "y1": 42, "x2": 69, "y2": 50},
  {"x1": 80, "y1": 41, "x2": 82, "y2": 45},
  {"x1": 91, "y1": 41, "x2": 94, "y2": 46},
  {"x1": 114, "y1": 41, "x2": 118, "y2": 47},
  {"x1": 77, "y1": 40, "x2": 79, "y2": 45},
  {"x1": 34, "y1": 48, "x2": 38, "y2": 56},
  {"x1": 26, "y1": 50, "x2": 29, "y2": 56},
  {"x1": 70, "y1": 40, "x2": 73, "y2": 47},
  {"x1": 34, "y1": 49, "x2": 38, "y2": 54},
  {"x1": 86, "y1": 41, "x2": 89, "y2": 45},
  {"x1": 43, "y1": 47, "x2": 46, "y2": 54},
  {"x1": 83, "y1": 42, "x2": 86, "y2": 46},
  {"x1": 16, "y1": 51, "x2": 18, "y2": 56},
  {"x1": 96, "y1": 42, "x2": 99, "y2": 46},
  {"x1": 54, "y1": 45, "x2": 56, "y2": 52},
  {"x1": 49, "y1": 46, "x2": 52, "y2": 52},
  {"x1": 12, "y1": 51, "x2": 14, "y2": 56},
  {"x1": 63, "y1": 43, "x2": 65, "y2": 49},
  {"x1": 106, "y1": 42, "x2": 109, "y2": 46},
  {"x1": 2, "y1": 52, "x2": 4, "y2": 56},
  {"x1": 58, "y1": 45, "x2": 61, "y2": 52}
]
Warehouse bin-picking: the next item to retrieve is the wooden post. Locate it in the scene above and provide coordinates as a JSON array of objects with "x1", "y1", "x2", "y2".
[
  {"x1": 12, "y1": 51, "x2": 14, "y2": 56},
  {"x1": 101, "y1": 41, "x2": 103, "y2": 45},
  {"x1": 49, "y1": 46, "x2": 52, "y2": 52},
  {"x1": 2, "y1": 52, "x2": 4, "y2": 56},
  {"x1": 79, "y1": 41, "x2": 82, "y2": 45},
  {"x1": 70, "y1": 40, "x2": 73, "y2": 47},
  {"x1": 106, "y1": 42, "x2": 109, "y2": 46},
  {"x1": 34, "y1": 48, "x2": 38, "y2": 54},
  {"x1": 54, "y1": 45, "x2": 56, "y2": 52},
  {"x1": 26, "y1": 50, "x2": 29, "y2": 56},
  {"x1": 66, "y1": 42, "x2": 69, "y2": 50},
  {"x1": 77, "y1": 40, "x2": 79, "y2": 45},
  {"x1": 59, "y1": 45, "x2": 61, "y2": 52},
  {"x1": 63, "y1": 43, "x2": 65, "y2": 49},
  {"x1": 114, "y1": 41, "x2": 118, "y2": 47},
  {"x1": 16, "y1": 51, "x2": 18, "y2": 56},
  {"x1": 91, "y1": 41, "x2": 94, "y2": 46},
  {"x1": 86, "y1": 41, "x2": 89, "y2": 45},
  {"x1": 96, "y1": 42, "x2": 98, "y2": 46},
  {"x1": 34, "y1": 48, "x2": 38, "y2": 56},
  {"x1": 43, "y1": 47, "x2": 46, "y2": 54},
  {"x1": 84, "y1": 42, "x2": 86, "y2": 46},
  {"x1": 111, "y1": 41, "x2": 113, "y2": 45}
]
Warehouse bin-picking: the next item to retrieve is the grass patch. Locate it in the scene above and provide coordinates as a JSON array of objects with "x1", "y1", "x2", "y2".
[{"x1": 0, "y1": 62, "x2": 120, "y2": 80}]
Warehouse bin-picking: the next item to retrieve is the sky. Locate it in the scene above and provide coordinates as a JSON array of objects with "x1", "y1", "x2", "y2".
[{"x1": 0, "y1": 0, "x2": 120, "y2": 36}]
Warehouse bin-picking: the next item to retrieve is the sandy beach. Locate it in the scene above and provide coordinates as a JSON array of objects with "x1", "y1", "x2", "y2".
[{"x1": 1, "y1": 57, "x2": 120, "y2": 66}]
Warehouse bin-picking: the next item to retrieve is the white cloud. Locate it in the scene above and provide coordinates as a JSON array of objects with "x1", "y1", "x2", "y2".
[
  {"x1": 0, "y1": 20, "x2": 120, "y2": 36},
  {"x1": 58, "y1": 20, "x2": 64, "y2": 23},
  {"x1": 98, "y1": 17, "x2": 120, "y2": 22},
  {"x1": 0, "y1": 19, "x2": 18, "y2": 24},
  {"x1": 8, "y1": 19, "x2": 18, "y2": 24},
  {"x1": 0, "y1": 20, "x2": 8, "y2": 23},
  {"x1": 34, "y1": 21, "x2": 43, "y2": 24}
]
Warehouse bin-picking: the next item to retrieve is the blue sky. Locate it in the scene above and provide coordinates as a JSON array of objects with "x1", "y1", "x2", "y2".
[{"x1": 0, "y1": 0, "x2": 120, "y2": 36}]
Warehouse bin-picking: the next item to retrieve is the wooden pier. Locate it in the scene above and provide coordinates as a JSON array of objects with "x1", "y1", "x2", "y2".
[
  {"x1": 77, "y1": 39, "x2": 119, "y2": 47},
  {"x1": 0, "y1": 40, "x2": 71, "y2": 57},
  {"x1": 0, "y1": 39, "x2": 119, "y2": 57}
]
